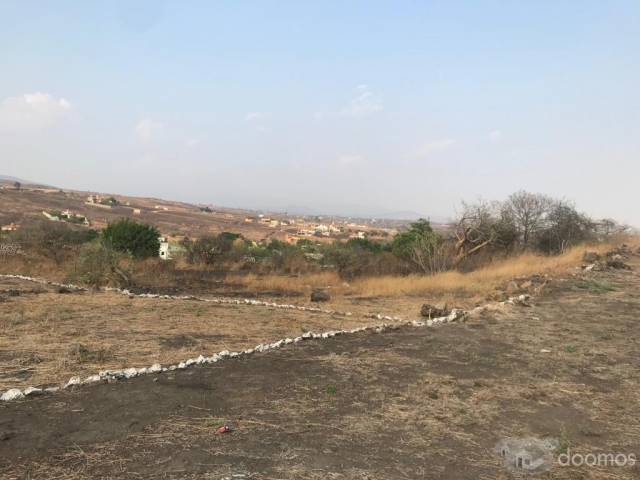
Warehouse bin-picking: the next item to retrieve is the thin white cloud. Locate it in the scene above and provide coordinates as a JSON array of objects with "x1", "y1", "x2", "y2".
[
  {"x1": 135, "y1": 118, "x2": 163, "y2": 143},
  {"x1": 245, "y1": 112, "x2": 269, "y2": 122},
  {"x1": 0, "y1": 92, "x2": 71, "y2": 131},
  {"x1": 185, "y1": 138, "x2": 200, "y2": 149},
  {"x1": 489, "y1": 130, "x2": 503, "y2": 142},
  {"x1": 338, "y1": 154, "x2": 364, "y2": 166},
  {"x1": 415, "y1": 138, "x2": 456, "y2": 157},
  {"x1": 341, "y1": 85, "x2": 383, "y2": 118}
]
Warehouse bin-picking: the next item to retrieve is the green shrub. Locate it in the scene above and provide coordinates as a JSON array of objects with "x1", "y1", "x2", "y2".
[
  {"x1": 71, "y1": 240, "x2": 130, "y2": 287},
  {"x1": 102, "y1": 218, "x2": 160, "y2": 259}
]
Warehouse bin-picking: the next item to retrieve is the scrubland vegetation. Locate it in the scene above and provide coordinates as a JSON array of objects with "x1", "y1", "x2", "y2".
[{"x1": 0, "y1": 191, "x2": 630, "y2": 299}]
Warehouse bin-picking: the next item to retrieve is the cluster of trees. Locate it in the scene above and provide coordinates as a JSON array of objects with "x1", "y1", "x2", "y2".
[
  {"x1": 6, "y1": 218, "x2": 159, "y2": 286},
  {"x1": 176, "y1": 191, "x2": 623, "y2": 277},
  {"x1": 453, "y1": 191, "x2": 610, "y2": 264}
]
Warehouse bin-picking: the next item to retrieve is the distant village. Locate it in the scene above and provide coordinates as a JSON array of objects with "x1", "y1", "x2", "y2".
[{"x1": 0, "y1": 181, "x2": 411, "y2": 260}]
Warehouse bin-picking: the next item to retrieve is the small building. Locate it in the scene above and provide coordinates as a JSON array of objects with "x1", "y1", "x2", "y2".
[
  {"x1": 85, "y1": 195, "x2": 112, "y2": 209},
  {"x1": 159, "y1": 237, "x2": 171, "y2": 260}
]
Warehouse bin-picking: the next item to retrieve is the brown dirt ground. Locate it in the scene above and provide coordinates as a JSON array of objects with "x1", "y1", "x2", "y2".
[{"x1": 0, "y1": 255, "x2": 639, "y2": 478}]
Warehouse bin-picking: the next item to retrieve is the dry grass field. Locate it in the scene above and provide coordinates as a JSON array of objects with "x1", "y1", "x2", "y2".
[
  {"x1": 0, "y1": 279, "x2": 383, "y2": 391},
  {"x1": 1, "y1": 242, "x2": 631, "y2": 393},
  {"x1": 0, "y1": 243, "x2": 623, "y2": 392},
  {"x1": 1, "y1": 252, "x2": 639, "y2": 479}
]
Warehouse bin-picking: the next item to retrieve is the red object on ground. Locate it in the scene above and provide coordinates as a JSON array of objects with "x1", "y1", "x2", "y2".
[{"x1": 217, "y1": 425, "x2": 231, "y2": 434}]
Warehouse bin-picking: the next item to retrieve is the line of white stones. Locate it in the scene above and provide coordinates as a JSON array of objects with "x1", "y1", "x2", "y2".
[
  {"x1": 0, "y1": 273, "x2": 531, "y2": 403},
  {"x1": 0, "y1": 274, "x2": 402, "y2": 322},
  {"x1": 0, "y1": 307, "x2": 469, "y2": 402}
]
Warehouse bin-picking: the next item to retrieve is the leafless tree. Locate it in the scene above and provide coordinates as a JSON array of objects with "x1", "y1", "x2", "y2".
[
  {"x1": 454, "y1": 200, "x2": 498, "y2": 265},
  {"x1": 504, "y1": 191, "x2": 553, "y2": 247},
  {"x1": 597, "y1": 218, "x2": 629, "y2": 237}
]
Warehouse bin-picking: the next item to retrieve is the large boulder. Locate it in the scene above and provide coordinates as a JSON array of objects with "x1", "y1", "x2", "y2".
[
  {"x1": 420, "y1": 303, "x2": 450, "y2": 318},
  {"x1": 310, "y1": 289, "x2": 330, "y2": 302}
]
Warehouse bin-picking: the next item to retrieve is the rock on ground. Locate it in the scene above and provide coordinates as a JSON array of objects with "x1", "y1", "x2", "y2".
[{"x1": 310, "y1": 289, "x2": 330, "y2": 302}]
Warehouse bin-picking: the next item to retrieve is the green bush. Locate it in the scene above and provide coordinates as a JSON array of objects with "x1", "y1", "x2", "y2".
[
  {"x1": 181, "y1": 232, "x2": 244, "y2": 265},
  {"x1": 102, "y1": 219, "x2": 160, "y2": 259},
  {"x1": 391, "y1": 219, "x2": 448, "y2": 273},
  {"x1": 71, "y1": 240, "x2": 130, "y2": 287}
]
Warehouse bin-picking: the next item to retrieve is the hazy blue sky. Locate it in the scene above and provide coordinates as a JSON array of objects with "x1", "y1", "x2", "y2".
[{"x1": 1, "y1": 1, "x2": 638, "y2": 223}]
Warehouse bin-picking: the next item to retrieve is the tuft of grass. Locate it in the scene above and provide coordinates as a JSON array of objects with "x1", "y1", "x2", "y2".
[
  {"x1": 68, "y1": 344, "x2": 114, "y2": 364},
  {"x1": 325, "y1": 384, "x2": 337, "y2": 396},
  {"x1": 564, "y1": 344, "x2": 577, "y2": 353},
  {"x1": 556, "y1": 428, "x2": 571, "y2": 455},
  {"x1": 573, "y1": 279, "x2": 616, "y2": 294}
]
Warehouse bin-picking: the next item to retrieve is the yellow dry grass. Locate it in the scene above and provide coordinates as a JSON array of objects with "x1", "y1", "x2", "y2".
[
  {"x1": 0, "y1": 282, "x2": 378, "y2": 390},
  {"x1": 351, "y1": 244, "x2": 608, "y2": 297},
  {"x1": 236, "y1": 243, "x2": 618, "y2": 299}
]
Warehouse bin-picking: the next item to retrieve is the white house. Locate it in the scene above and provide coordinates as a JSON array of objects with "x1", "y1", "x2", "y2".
[{"x1": 159, "y1": 237, "x2": 171, "y2": 260}]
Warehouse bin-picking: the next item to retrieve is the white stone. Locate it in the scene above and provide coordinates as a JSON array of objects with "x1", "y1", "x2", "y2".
[
  {"x1": 23, "y1": 387, "x2": 43, "y2": 396},
  {"x1": 83, "y1": 375, "x2": 101, "y2": 384},
  {"x1": 1, "y1": 388, "x2": 24, "y2": 401},
  {"x1": 148, "y1": 363, "x2": 162, "y2": 373},
  {"x1": 65, "y1": 376, "x2": 82, "y2": 388}
]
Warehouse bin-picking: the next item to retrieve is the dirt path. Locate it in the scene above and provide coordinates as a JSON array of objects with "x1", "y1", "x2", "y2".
[{"x1": 1, "y1": 260, "x2": 639, "y2": 479}]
